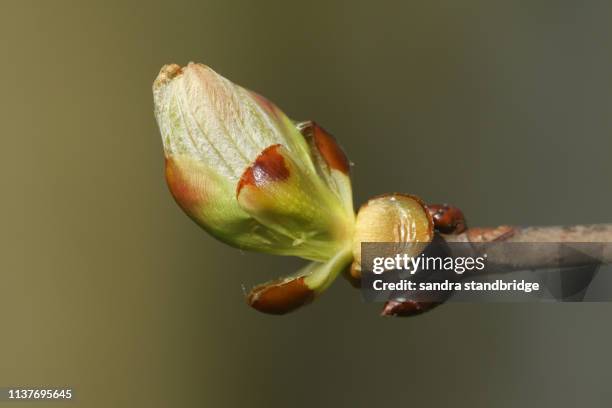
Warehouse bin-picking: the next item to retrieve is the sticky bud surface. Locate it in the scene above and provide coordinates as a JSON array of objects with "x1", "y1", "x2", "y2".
[{"x1": 351, "y1": 194, "x2": 434, "y2": 277}]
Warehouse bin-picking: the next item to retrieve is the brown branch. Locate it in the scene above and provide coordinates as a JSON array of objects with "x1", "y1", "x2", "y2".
[
  {"x1": 382, "y1": 224, "x2": 612, "y2": 317},
  {"x1": 445, "y1": 224, "x2": 612, "y2": 243},
  {"x1": 442, "y1": 224, "x2": 612, "y2": 272}
]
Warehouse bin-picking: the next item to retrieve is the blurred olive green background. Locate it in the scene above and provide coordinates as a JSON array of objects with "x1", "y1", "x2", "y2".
[{"x1": 2, "y1": 1, "x2": 612, "y2": 407}]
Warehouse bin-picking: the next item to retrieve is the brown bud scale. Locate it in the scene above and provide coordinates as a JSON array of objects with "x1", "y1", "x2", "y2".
[
  {"x1": 237, "y1": 144, "x2": 290, "y2": 195},
  {"x1": 298, "y1": 121, "x2": 350, "y2": 174},
  {"x1": 247, "y1": 277, "x2": 314, "y2": 315},
  {"x1": 427, "y1": 203, "x2": 467, "y2": 234}
]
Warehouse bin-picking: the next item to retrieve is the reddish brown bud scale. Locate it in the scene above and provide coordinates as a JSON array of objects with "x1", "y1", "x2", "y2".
[
  {"x1": 381, "y1": 300, "x2": 440, "y2": 317},
  {"x1": 427, "y1": 203, "x2": 467, "y2": 234},
  {"x1": 298, "y1": 121, "x2": 350, "y2": 174},
  {"x1": 313, "y1": 125, "x2": 350, "y2": 174},
  {"x1": 237, "y1": 144, "x2": 290, "y2": 195},
  {"x1": 247, "y1": 277, "x2": 315, "y2": 315}
]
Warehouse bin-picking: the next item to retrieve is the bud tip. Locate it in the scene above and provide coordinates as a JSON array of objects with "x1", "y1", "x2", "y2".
[{"x1": 154, "y1": 63, "x2": 184, "y2": 88}]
